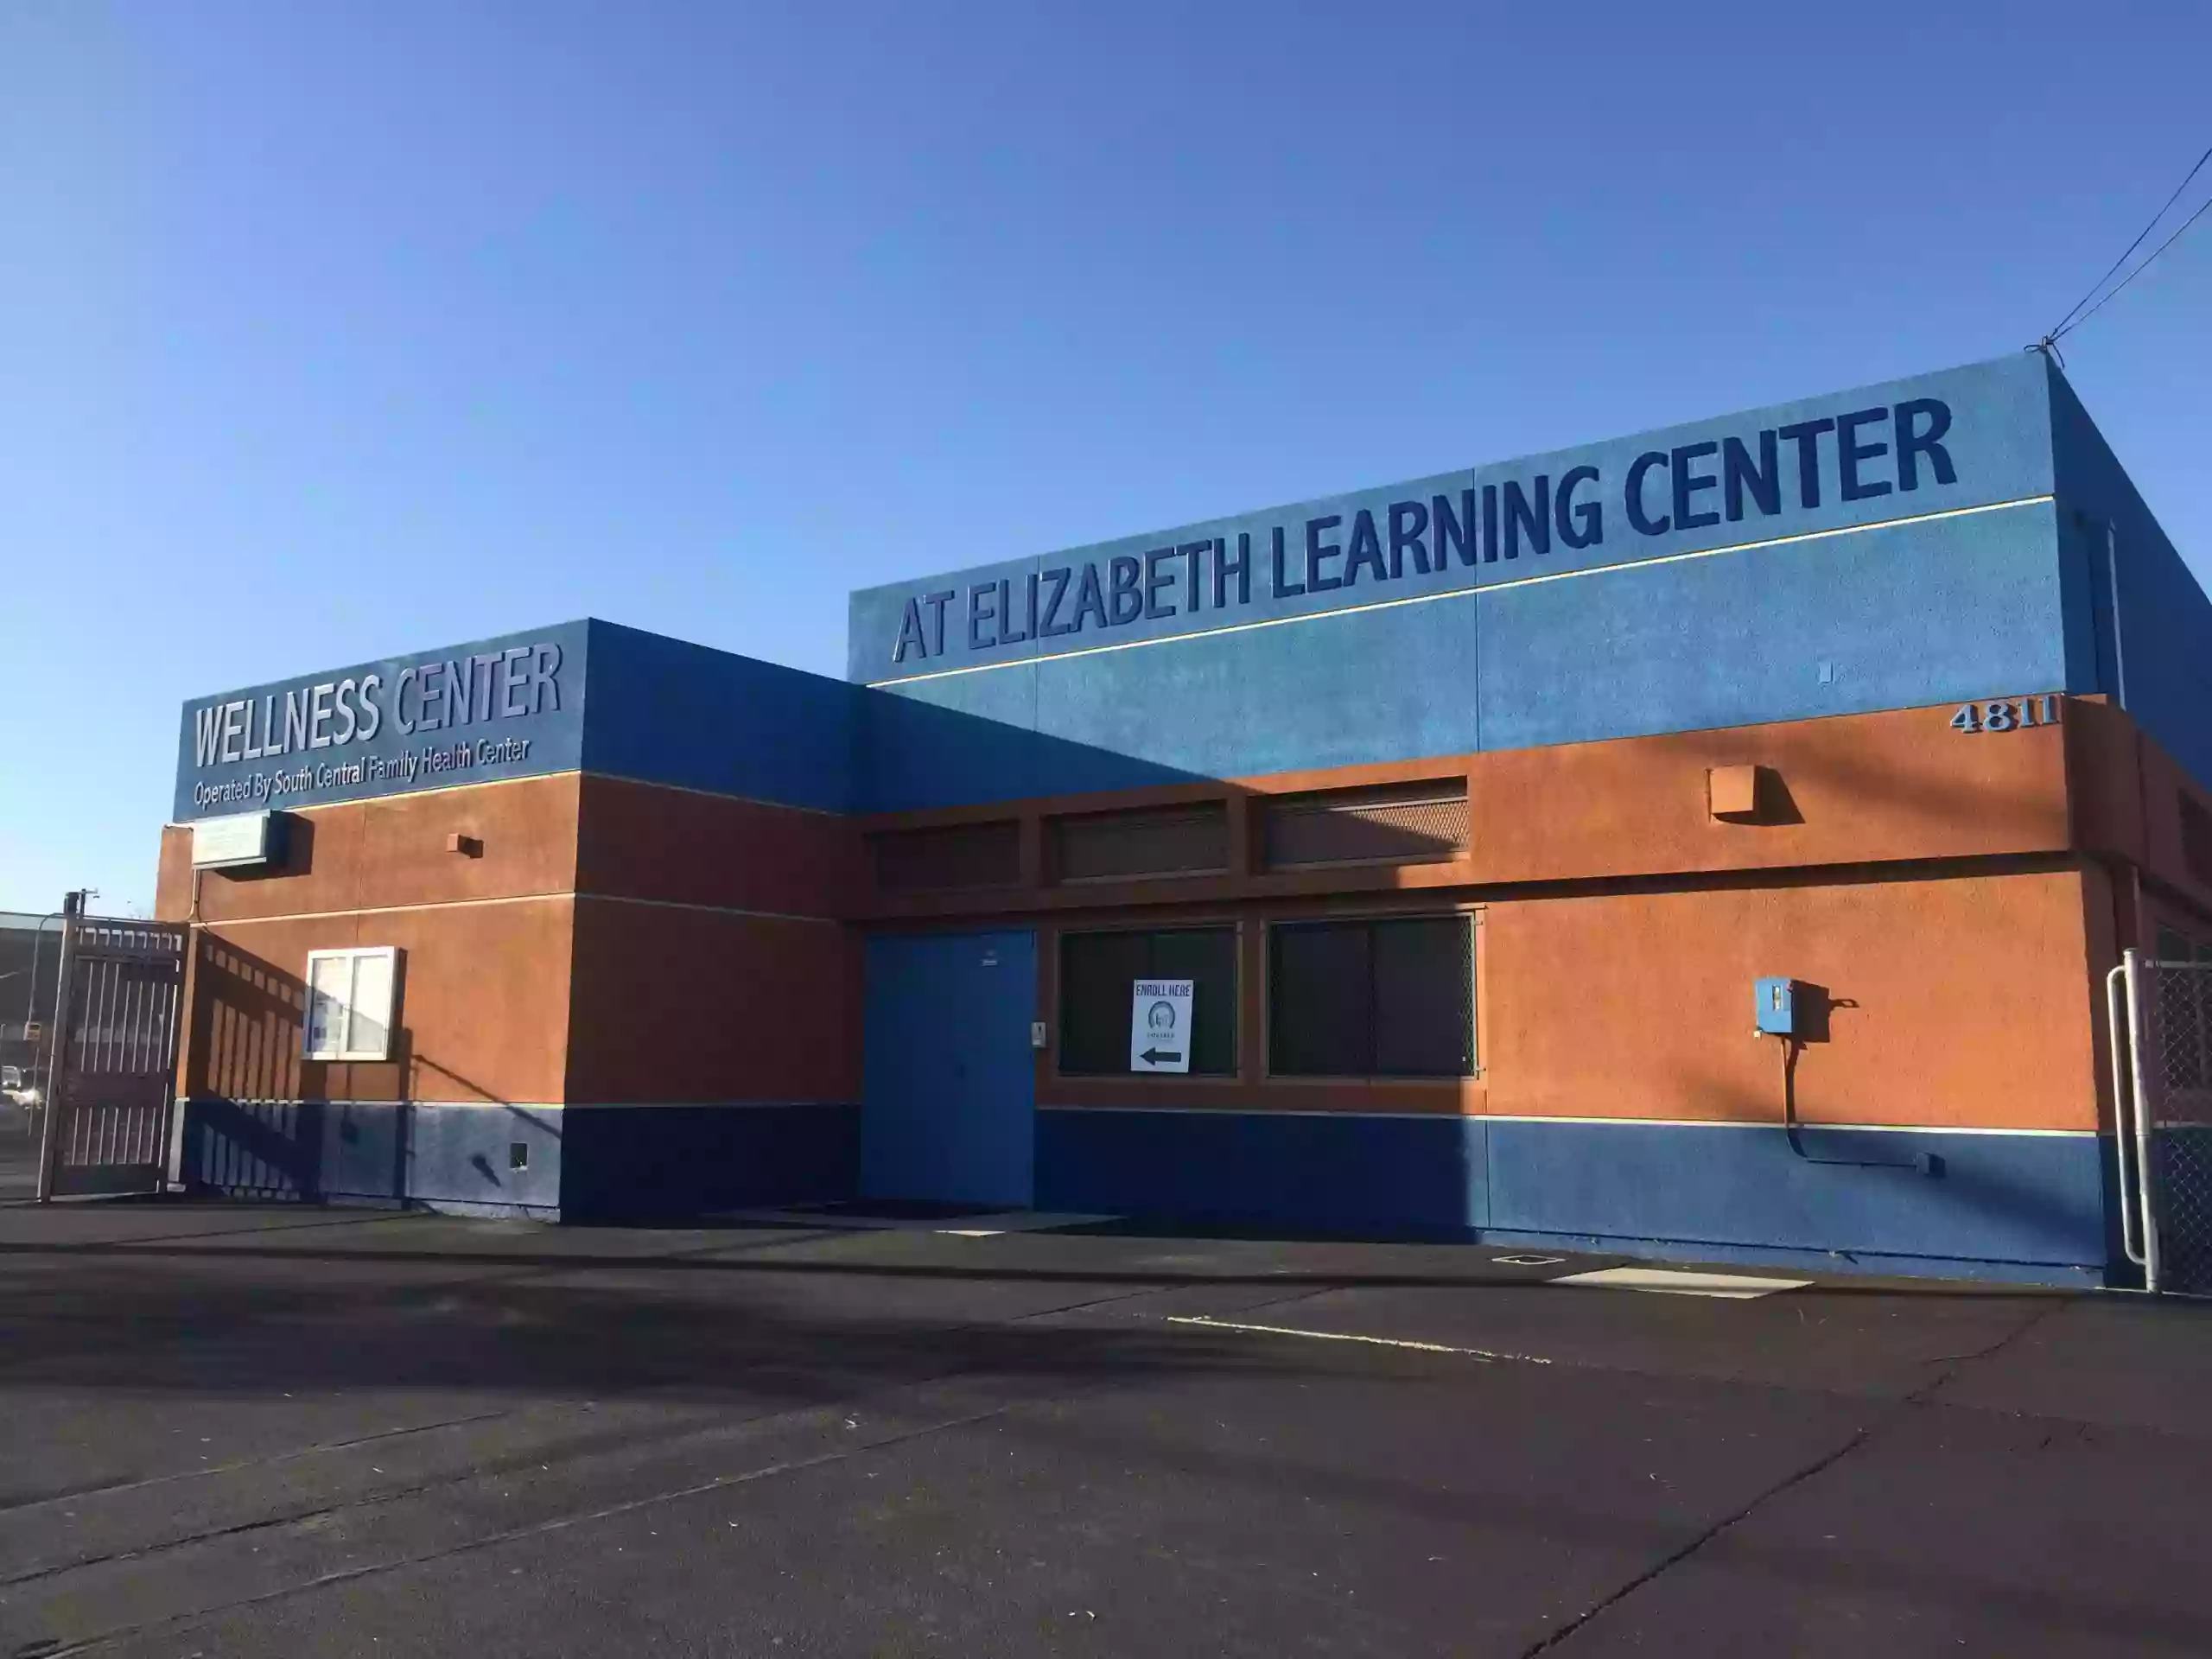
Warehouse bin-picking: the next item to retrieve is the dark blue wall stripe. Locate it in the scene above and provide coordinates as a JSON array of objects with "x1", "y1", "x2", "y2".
[
  {"x1": 1034, "y1": 1108, "x2": 2107, "y2": 1275},
  {"x1": 561, "y1": 1103, "x2": 859, "y2": 1222}
]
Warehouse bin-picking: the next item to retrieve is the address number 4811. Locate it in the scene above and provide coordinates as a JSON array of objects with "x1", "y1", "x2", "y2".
[{"x1": 1952, "y1": 696, "x2": 2059, "y2": 734}]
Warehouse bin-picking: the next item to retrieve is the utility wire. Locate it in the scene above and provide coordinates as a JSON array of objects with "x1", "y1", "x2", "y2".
[
  {"x1": 2037, "y1": 138, "x2": 2212, "y2": 351},
  {"x1": 2056, "y1": 194, "x2": 2212, "y2": 341}
]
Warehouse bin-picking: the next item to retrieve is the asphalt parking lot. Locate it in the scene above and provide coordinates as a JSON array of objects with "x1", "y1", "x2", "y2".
[
  {"x1": 0, "y1": 1115, "x2": 35, "y2": 1203},
  {"x1": 3, "y1": 1179, "x2": 2211, "y2": 1657}
]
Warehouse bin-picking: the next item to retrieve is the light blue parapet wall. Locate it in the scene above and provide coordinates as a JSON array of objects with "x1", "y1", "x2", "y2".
[
  {"x1": 846, "y1": 355, "x2": 2108, "y2": 808},
  {"x1": 849, "y1": 354, "x2": 2212, "y2": 810},
  {"x1": 850, "y1": 355, "x2": 2056, "y2": 683},
  {"x1": 172, "y1": 619, "x2": 867, "y2": 821},
  {"x1": 168, "y1": 357, "x2": 2204, "y2": 828},
  {"x1": 174, "y1": 620, "x2": 594, "y2": 822}
]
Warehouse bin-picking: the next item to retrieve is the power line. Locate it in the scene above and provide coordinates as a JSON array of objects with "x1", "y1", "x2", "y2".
[
  {"x1": 2038, "y1": 138, "x2": 2212, "y2": 351},
  {"x1": 2057, "y1": 194, "x2": 2212, "y2": 341}
]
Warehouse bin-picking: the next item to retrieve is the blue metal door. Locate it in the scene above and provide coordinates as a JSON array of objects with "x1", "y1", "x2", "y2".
[{"x1": 862, "y1": 931, "x2": 1036, "y2": 1207}]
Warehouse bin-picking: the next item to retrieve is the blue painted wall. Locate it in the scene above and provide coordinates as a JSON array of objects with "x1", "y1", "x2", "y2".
[
  {"x1": 577, "y1": 620, "x2": 862, "y2": 813},
  {"x1": 1036, "y1": 1107, "x2": 2107, "y2": 1283},
  {"x1": 181, "y1": 1097, "x2": 566, "y2": 1217},
  {"x1": 2047, "y1": 364, "x2": 2212, "y2": 793},
  {"x1": 561, "y1": 1103, "x2": 859, "y2": 1223},
  {"x1": 855, "y1": 501, "x2": 2072, "y2": 808},
  {"x1": 175, "y1": 620, "x2": 591, "y2": 821},
  {"x1": 181, "y1": 1096, "x2": 861, "y2": 1222},
  {"x1": 1483, "y1": 1118, "x2": 2104, "y2": 1277},
  {"x1": 849, "y1": 355, "x2": 2104, "y2": 810},
  {"x1": 167, "y1": 359, "x2": 2207, "y2": 829},
  {"x1": 850, "y1": 355, "x2": 2054, "y2": 684},
  {"x1": 172, "y1": 616, "x2": 866, "y2": 822},
  {"x1": 1038, "y1": 1109, "x2": 1484, "y2": 1237}
]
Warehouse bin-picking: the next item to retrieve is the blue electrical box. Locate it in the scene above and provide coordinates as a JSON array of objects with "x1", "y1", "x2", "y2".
[{"x1": 1755, "y1": 976, "x2": 1796, "y2": 1035}]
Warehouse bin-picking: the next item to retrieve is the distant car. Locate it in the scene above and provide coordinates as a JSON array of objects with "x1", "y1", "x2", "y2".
[{"x1": 1, "y1": 1065, "x2": 38, "y2": 1109}]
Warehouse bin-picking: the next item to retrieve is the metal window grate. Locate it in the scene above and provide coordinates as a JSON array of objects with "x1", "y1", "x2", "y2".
[
  {"x1": 1052, "y1": 804, "x2": 1229, "y2": 885},
  {"x1": 1262, "y1": 781, "x2": 1469, "y2": 871},
  {"x1": 1268, "y1": 915, "x2": 1474, "y2": 1078},
  {"x1": 871, "y1": 821, "x2": 1021, "y2": 894}
]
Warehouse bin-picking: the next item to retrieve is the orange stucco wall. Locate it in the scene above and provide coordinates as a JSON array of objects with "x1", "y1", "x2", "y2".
[
  {"x1": 152, "y1": 696, "x2": 2162, "y2": 1135},
  {"x1": 862, "y1": 699, "x2": 2078, "y2": 923},
  {"x1": 1466, "y1": 701, "x2": 2069, "y2": 886},
  {"x1": 564, "y1": 902, "x2": 860, "y2": 1104},
  {"x1": 162, "y1": 769, "x2": 866, "y2": 1112},
  {"x1": 575, "y1": 774, "x2": 863, "y2": 917},
  {"x1": 181, "y1": 899, "x2": 575, "y2": 1106},
  {"x1": 162, "y1": 775, "x2": 582, "y2": 1108},
  {"x1": 156, "y1": 772, "x2": 581, "y2": 925},
  {"x1": 1479, "y1": 869, "x2": 2101, "y2": 1133}
]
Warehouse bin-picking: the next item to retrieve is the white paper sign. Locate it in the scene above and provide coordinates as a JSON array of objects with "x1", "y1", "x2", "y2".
[{"x1": 1128, "y1": 978, "x2": 1194, "y2": 1073}]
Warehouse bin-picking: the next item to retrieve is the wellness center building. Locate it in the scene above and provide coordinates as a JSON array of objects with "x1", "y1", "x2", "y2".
[{"x1": 151, "y1": 353, "x2": 2212, "y2": 1287}]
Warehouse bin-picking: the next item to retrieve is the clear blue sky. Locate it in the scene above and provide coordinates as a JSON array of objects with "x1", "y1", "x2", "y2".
[{"x1": 2, "y1": 1, "x2": 2206, "y2": 913}]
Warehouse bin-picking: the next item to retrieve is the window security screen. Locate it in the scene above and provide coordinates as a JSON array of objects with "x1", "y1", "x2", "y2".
[
  {"x1": 1058, "y1": 927, "x2": 1236, "y2": 1075},
  {"x1": 1052, "y1": 804, "x2": 1230, "y2": 884},
  {"x1": 303, "y1": 947, "x2": 399, "y2": 1062},
  {"x1": 1268, "y1": 916, "x2": 1474, "y2": 1078},
  {"x1": 1261, "y1": 781, "x2": 1470, "y2": 871}
]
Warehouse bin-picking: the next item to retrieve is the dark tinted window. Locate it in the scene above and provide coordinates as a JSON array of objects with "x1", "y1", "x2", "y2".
[
  {"x1": 1058, "y1": 927, "x2": 1237, "y2": 1076},
  {"x1": 1269, "y1": 916, "x2": 1475, "y2": 1078},
  {"x1": 1268, "y1": 921, "x2": 1370, "y2": 1077}
]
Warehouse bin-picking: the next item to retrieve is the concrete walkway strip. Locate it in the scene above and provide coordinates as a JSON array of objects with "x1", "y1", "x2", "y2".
[
  {"x1": 1554, "y1": 1266, "x2": 1813, "y2": 1299},
  {"x1": 1164, "y1": 1313, "x2": 1553, "y2": 1365}
]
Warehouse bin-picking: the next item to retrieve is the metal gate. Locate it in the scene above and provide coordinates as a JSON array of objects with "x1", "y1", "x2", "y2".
[
  {"x1": 35, "y1": 912, "x2": 188, "y2": 1200},
  {"x1": 2107, "y1": 948, "x2": 2212, "y2": 1294}
]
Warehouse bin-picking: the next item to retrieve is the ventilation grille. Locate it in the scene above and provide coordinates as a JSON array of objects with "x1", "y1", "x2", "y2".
[
  {"x1": 871, "y1": 821, "x2": 1021, "y2": 894},
  {"x1": 1262, "y1": 780, "x2": 1470, "y2": 871},
  {"x1": 1052, "y1": 803, "x2": 1229, "y2": 885},
  {"x1": 2183, "y1": 791, "x2": 2212, "y2": 890}
]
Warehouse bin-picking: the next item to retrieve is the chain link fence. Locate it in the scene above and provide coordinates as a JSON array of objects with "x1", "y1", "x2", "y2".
[{"x1": 2122, "y1": 956, "x2": 2212, "y2": 1295}]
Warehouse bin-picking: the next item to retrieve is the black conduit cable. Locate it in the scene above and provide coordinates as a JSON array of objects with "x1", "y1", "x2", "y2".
[{"x1": 1775, "y1": 1033, "x2": 1932, "y2": 1173}]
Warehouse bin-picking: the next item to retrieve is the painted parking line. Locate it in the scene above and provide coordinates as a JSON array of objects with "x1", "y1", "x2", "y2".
[
  {"x1": 1164, "y1": 1314, "x2": 1552, "y2": 1365},
  {"x1": 1552, "y1": 1266, "x2": 1812, "y2": 1300}
]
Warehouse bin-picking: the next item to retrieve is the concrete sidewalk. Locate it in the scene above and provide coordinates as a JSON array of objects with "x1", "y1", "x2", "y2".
[{"x1": 2, "y1": 1199, "x2": 2209, "y2": 1656}]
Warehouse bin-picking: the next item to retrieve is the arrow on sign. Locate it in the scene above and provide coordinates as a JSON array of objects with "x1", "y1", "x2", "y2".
[{"x1": 1140, "y1": 1049, "x2": 1184, "y2": 1066}]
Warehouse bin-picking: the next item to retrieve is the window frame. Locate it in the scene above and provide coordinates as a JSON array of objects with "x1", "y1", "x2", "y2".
[
  {"x1": 1052, "y1": 920, "x2": 1242, "y2": 1080},
  {"x1": 302, "y1": 946, "x2": 400, "y2": 1063},
  {"x1": 1262, "y1": 907, "x2": 1481, "y2": 1083}
]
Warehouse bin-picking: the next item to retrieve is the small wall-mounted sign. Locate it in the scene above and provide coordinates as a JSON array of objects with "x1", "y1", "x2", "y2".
[
  {"x1": 1128, "y1": 978, "x2": 1193, "y2": 1073},
  {"x1": 190, "y1": 810, "x2": 285, "y2": 871},
  {"x1": 1950, "y1": 696, "x2": 2058, "y2": 734}
]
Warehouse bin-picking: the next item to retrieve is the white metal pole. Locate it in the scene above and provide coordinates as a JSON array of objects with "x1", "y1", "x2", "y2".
[
  {"x1": 2108, "y1": 963, "x2": 2146, "y2": 1269},
  {"x1": 2122, "y1": 948, "x2": 2160, "y2": 1292}
]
